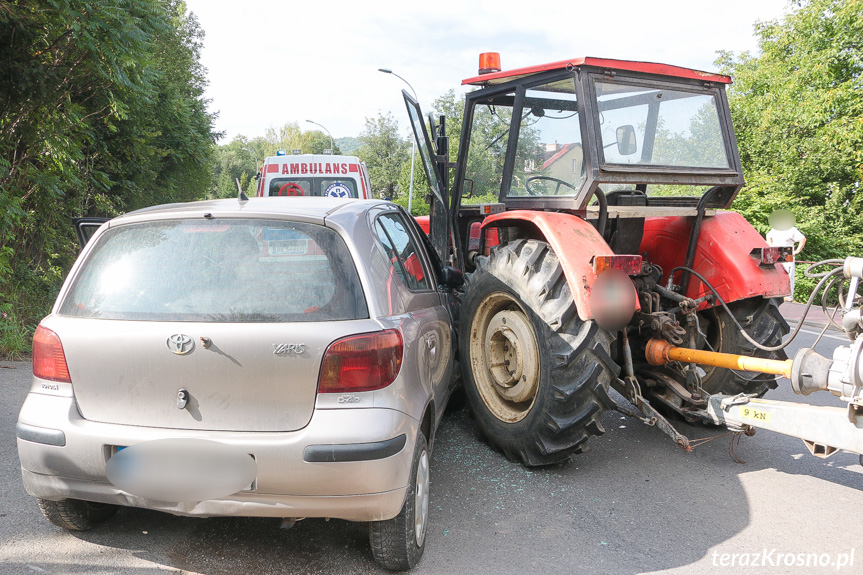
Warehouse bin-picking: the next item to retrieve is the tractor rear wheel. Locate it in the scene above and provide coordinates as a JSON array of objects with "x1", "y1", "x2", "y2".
[
  {"x1": 459, "y1": 239, "x2": 618, "y2": 467},
  {"x1": 698, "y1": 297, "x2": 790, "y2": 397}
]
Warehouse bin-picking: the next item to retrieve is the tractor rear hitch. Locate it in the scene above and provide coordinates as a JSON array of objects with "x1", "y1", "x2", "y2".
[{"x1": 640, "y1": 335, "x2": 863, "y2": 458}]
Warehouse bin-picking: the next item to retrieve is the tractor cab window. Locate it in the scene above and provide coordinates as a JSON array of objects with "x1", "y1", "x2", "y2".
[
  {"x1": 463, "y1": 80, "x2": 584, "y2": 203},
  {"x1": 595, "y1": 80, "x2": 729, "y2": 169},
  {"x1": 507, "y1": 82, "x2": 582, "y2": 199}
]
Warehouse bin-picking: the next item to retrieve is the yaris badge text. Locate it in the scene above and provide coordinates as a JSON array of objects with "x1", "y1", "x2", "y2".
[{"x1": 273, "y1": 343, "x2": 305, "y2": 355}]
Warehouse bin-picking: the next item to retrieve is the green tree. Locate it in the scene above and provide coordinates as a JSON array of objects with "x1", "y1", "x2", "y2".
[
  {"x1": 357, "y1": 113, "x2": 409, "y2": 199},
  {"x1": 717, "y1": 0, "x2": 863, "y2": 297},
  {"x1": 0, "y1": 0, "x2": 217, "y2": 355}
]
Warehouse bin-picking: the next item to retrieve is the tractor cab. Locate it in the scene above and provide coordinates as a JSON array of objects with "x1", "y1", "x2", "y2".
[{"x1": 406, "y1": 54, "x2": 745, "y2": 271}]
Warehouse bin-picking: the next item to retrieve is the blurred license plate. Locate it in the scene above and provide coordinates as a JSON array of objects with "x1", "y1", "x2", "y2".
[{"x1": 268, "y1": 240, "x2": 307, "y2": 255}]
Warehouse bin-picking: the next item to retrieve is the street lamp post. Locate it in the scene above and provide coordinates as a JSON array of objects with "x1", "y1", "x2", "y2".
[
  {"x1": 242, "y1": 147, "x2": 258, "y2": 166},
  {"x1": 305, "y1": 119, "x2": 334, "y2": 153},
  {"x1": 378, "y1": 68, "x2": 417, "y2": 215}
]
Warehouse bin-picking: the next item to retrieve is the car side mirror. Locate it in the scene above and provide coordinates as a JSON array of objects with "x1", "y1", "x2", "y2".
[
  {"x1": 440, "y1": 266, "x2": 464, "y2": 289},
  {"x1": 616, "y1": 125, "x2": 637, "y2": 155}
]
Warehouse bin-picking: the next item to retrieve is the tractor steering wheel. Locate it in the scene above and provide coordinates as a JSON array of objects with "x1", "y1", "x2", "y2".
[{"x1": 525, "y1": 176, "x2": 577, "y2": 196}]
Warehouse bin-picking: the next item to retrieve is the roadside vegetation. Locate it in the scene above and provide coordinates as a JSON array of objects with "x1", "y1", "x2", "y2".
[
  {"x1": 0, "y1": 0, "x2": 218, "y2": 358},
  {"x1": 2, "y1": 0, "x2": 861, "y2": 358},
  {"x1": 719, "y1": 0, "x2": 863, "y2": 299}
]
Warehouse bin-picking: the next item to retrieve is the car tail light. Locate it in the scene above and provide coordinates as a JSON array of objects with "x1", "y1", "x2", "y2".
[
  {"x1": 591, "y1": 254, "x2": 642, "y2": 276},
  {"x1": 318, "y1": 329, "x2": 403, "y2": 393},
  {"x1": 32, "y1": 325, "x2": 71, "y2": 383}
]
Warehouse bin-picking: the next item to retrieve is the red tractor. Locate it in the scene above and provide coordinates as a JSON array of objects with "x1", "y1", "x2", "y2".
[{"x1": 404, "y1": 53, "x2": 796, "y2": 466}]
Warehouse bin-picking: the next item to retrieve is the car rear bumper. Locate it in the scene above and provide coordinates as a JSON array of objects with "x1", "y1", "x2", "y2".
[
  {"x1": 19, "y1": 469, "x2": 408, "y2": 521},
  {"x1": 17, "y1": 392, "x2": 417, "y2": 521}
]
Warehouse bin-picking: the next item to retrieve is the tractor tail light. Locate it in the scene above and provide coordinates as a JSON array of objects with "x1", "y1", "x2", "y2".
[
  {"x1": 479, "y1": 52, "x2": 501, "y2": 75},
  {"x1": 750, "y1": 247, "x2": 793, "y2": 267},
  {"x1": 591, "y1": 255, "x2": 642, "y2": 276},
  {"x1": 33, "y1": 325, "x2": 71, "y2": 383},
  {"x1": 318, "y1": 330, "x2": 403, "y2": 393}
]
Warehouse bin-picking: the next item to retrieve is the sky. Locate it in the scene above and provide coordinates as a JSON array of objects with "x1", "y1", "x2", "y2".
[{"x1": 183, "y1": 0, "x2": 792, "y2": 144}]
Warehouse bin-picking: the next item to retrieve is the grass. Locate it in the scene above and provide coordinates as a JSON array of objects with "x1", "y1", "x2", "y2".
[{"x1": 0, "y1": 302, "x2": 36, "y2": 360}]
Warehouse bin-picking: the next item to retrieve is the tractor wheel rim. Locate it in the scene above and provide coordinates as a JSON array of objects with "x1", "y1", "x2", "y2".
[{"x1": 470, "y1": 293, "x2": 541, "y2": 423}]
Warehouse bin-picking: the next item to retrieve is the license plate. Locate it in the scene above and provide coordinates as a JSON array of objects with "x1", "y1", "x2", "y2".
[{"x1": 268, "y1": 240, "x2": 307, "y2": 255}]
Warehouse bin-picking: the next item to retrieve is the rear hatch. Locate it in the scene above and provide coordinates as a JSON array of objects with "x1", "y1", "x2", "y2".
[{"x1": 51, "y1": 215, "x2": 370, "y2": 432}]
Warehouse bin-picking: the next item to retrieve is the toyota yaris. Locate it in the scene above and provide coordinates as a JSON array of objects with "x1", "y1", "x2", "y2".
[{"x1": 16, "y1": 197, "x2": 461, "y2": 570}]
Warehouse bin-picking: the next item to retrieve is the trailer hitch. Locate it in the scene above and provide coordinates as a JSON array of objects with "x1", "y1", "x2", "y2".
[{"x1": 643, "y1": 337, "x2": 863, "y2": 458}]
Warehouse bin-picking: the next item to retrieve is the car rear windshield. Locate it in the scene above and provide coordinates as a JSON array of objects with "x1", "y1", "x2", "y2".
[{"x1": 59, "y1": 219, "x2": 368, "y2": 322}]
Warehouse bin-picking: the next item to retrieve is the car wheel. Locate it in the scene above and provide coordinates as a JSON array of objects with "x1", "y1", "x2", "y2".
[
  {"x1": 36, "y1": 498, "x2": 119, "y2": 531},
  {"x1": 459, "y1": 239, "x2": 618, "y2": 466},
  {"x1": 369, "y1": 432, "x2": 430, "y2": 571}
]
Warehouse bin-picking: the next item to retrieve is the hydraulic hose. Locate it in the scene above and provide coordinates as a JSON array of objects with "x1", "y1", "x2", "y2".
[
  {"x1": 668, "y1": 264, "x2": 845, "y2": 353},
  {"x1": 592, "y1": 187, "x2": 608, "y2": 239}
]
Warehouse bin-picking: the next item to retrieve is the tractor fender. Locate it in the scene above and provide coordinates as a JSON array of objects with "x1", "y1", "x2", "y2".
[
  {"x1": 640, "y1": 211, "x2": 790, "y2": 306},
  {"x1": 481, "y1": 210, "x2": 632, "y2": 321}
]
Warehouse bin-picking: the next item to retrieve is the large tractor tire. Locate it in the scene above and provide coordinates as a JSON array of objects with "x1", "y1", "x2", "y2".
[
  {"x1": 459, "y1": 239, "x2": 619, "y2": 467},
  {"x1": 698, "y1": 296, "x2": 790, "y2": 397}
]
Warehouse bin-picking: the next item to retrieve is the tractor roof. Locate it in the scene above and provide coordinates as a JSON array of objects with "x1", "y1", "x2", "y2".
[{"x1": 462, "y1": 57, "x2": 731, "y2": 86}]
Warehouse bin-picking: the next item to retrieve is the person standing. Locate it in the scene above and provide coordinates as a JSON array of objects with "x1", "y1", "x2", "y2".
[{"x1": 766, "y1": 209, "x2": 806, "y2": 300}]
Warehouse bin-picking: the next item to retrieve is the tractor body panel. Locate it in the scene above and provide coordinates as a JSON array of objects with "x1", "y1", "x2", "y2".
[
  {"x1": 480, "y1": 210, "x2": 624, "y2": 321},
  {"x1": 641, "y1": 211, "x2": 791, "y2": 305}
]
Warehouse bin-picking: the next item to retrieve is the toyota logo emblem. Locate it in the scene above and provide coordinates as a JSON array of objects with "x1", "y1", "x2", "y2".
[{"x1": 166, "y1": 334, "x2": 195, "y2": 355}]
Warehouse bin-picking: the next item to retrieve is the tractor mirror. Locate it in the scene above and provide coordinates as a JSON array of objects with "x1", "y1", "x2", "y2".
[{"x1": 616, "y1": 125, "x2": 637, "y2": 155}]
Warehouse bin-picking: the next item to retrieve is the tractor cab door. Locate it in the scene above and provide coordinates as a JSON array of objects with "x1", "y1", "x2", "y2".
[
  {"x1": 403, "y1": 91, "x2": 451, "y2": 264},
  {"x1": 73, "y1": 217, "x2": 109, "y2": 249}
]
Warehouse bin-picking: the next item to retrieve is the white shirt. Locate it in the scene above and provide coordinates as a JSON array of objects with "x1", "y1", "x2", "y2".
[{"x1": 767, "y1": 227, "x2": 805, "y2": 249}]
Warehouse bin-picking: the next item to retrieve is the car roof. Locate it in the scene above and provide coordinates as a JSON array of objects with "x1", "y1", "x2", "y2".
[
  {"x1": 462, "y1": 56, "x2": 732, "y2": 86},
  {"x1": 110, "y1": 197, "x2": 390, "y2": 226}
]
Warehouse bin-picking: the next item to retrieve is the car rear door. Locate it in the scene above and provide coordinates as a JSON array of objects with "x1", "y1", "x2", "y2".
[{"x1": 371, "y1": 209, "x2": 454, "y2": 414}]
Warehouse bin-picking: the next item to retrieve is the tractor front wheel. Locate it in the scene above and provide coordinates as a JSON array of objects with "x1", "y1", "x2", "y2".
[{"x1": 459, "y1": 239, "x2": 618, "y2": 467}]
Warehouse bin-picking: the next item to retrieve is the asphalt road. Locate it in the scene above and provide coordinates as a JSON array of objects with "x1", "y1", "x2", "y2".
[{"x1": 1, "y1": 328, "x2": 860, "y2": 575}]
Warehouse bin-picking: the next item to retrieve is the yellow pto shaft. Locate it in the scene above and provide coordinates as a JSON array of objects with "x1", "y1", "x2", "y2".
[{"x1": 645, "y1": 338, "x2": 793, "y2": 378}]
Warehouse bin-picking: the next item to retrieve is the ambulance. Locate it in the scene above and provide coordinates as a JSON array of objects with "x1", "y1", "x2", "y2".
[{"x1": 256, "y1": 152, "x2": 373, "y2": 199}]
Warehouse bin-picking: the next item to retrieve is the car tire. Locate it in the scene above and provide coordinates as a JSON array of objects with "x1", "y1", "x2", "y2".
[
  {"x1": 369, "y1": 432, "x2": 430, "y2": 571},
  {"x1": 698, "y1": 297, "x2": 790, "y2": 397},
  {"x1": 459, "y1": 239, "x2": 618, "y2": 467},
  {"x1": 36, "y1": 498, "x2": 119, "y2": 531}
]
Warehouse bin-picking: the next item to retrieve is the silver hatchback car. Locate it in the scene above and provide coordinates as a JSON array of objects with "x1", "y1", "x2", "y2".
[{"x1": 16, "y1": 197, "x2": 460, "y2": 570}]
